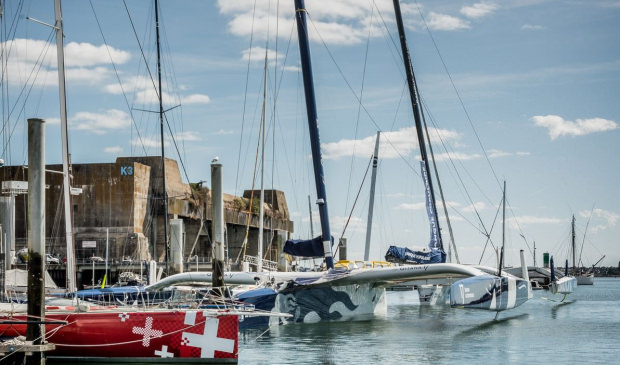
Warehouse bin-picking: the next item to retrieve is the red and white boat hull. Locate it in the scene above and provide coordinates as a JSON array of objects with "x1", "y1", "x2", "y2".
[{"x1": 1, "y1": 309, "x2": 238, "y2": 360}]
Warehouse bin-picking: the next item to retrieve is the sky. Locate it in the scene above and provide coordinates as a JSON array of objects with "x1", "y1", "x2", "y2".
[{"x1": 1, "y1": 0, "x2": 619, "y2": 268}]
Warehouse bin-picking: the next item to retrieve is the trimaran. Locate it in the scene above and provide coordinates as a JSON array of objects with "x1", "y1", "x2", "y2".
[{"x1": 146, "y1": 0, "x2": 533, "y2": 324}]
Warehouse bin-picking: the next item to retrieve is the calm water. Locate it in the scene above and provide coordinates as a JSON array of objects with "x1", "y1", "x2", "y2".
[{"x1": 239, "y1": 277, "x2": 620, "y2": 364}]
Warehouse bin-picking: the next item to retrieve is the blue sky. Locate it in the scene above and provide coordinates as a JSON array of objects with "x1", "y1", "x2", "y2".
[{"x1": 2, "y1": 0, "x2": 619, "y2": 267}]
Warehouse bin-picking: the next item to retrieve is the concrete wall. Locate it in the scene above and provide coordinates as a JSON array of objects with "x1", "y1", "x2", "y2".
[{"x1": 0, "y1": 157, "x2": 295, "y2": 276}]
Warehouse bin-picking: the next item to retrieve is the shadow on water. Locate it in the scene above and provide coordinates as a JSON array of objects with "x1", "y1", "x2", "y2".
[
  {"x1": 240, "y1": 319, "x2": 385, "y2": 365},
  {"x1": 455, "y1": 313, "x2": 530, "y2": 337},
  {"x1": 241, "y1": 316, "x2": 382, "y2": 345},
  {"x1": 550, "y1": 299, "x2": 576, "y2": 319}
]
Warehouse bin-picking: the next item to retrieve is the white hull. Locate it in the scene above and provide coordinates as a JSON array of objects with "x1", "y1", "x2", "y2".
[
  {"x1": 550, "y1": 275, "x2": 577, "y2": 294},
  {"x1": 576, "y1": 274, "x2": 594, "y2": 285},
  {"x1": 416, "y1": 285, "x2": 449, "y2": 305}
]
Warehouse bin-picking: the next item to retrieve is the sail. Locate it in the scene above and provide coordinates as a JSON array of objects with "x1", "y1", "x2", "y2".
[
  {"x1": 384, "y1": 245, "x2": 444, "y2": 264},
  {"x1": 283, "y1": 236, "x2": 334, "y2": 258},
  {"x1": 421, "y1": 161, "x2": 442, "y2": 254}
]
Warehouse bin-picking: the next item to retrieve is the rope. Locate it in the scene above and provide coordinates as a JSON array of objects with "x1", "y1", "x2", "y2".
[{"x1": 51, "y1": 319, "x2": 205, "y2": 348}]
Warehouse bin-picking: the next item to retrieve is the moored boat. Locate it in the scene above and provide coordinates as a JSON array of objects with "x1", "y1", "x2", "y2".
[
  {"x1": 576, "y1": 272, "x2": 594, "y2": 285},
  {"x1": 0, "y1": 306, "x2": 240, "y2": 361}
]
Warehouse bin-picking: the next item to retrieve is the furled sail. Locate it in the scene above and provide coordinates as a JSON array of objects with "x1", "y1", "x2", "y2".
[
  {"x1": 384, "y1": 162, "x2": 446, "y2": 264},
  {"x1": 283, "y1": 236, "x2": 334, "y2": 258}
]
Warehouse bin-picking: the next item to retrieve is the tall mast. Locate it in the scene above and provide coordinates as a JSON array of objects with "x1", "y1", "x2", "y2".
[
  {"x1": 294, "y1": 0, "x2": 334, "y2": 269},
  {"x1": 498, "y1": 180, "x2": 506, "y2": 276},
  {"x1": 307, "y1": 195, "x2": 314, "y2": 238},
  {"x1": 392, "y1": 0, "x2": 443, "y2": 252},
  {"x1": 54, "y1": 0, "x2": 76, "y2": 293},
  {"x1": 364, "y1": 132, "x2": 380, "y2": 261},
  {"x1": 257, "y1": 49, "x2": 268, "y2": 273},
  {"x1": 154, "y1": 0, "x2": 169, "y2": 274},
  {"x1": 571, "y1": 215, "x2": 576, "y2": 271}
]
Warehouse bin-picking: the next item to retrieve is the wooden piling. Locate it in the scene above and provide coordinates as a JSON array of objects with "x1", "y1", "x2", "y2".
[{"x1": 26, "y1": 118, "x2": 47, "y2": 365}]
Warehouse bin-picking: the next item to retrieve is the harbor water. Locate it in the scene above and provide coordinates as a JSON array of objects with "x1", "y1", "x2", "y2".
[{"x1": 239, "y1": 277, "x2": 620, "y2": 364}]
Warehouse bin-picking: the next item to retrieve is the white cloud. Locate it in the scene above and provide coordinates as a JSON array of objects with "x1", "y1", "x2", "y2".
[
  {"x1": 215, "y1": 129, "x2": 235, "y2": 135},
  {"x1": 463, "y1": 202, "x2": 489, "y2": 213},
  {"x1": 71, "y1": 109, "x2": 131, "y2": 134},
  {"x1": 487, "y1": 149, "x2": 531, "y2": 158},
  {"x1": 1, "y1": 39, "x2": 129, "y2": 87},
  {"x1": 579, "y1": 208, "x2": 620, "y2": 233},
  {"x1": 66, "y1": 67, "x2": 111, "y2": 84},
  {"x1": 394, "y1": 202, "x2": 426, "y2": 211},
  {"x1": 64, "y1": 42, "x2": 131, "y2": 67},
  {"x1": 283, "y1": 64, "x2": 301, "y2": 72},
  {"x1": 181, "y1": 94, "x2": 211, "y2": 104},
  {"x1": 506, "y1": 215, "x2": 563, "y2": 229},
  {"x1": 217, "y1": 1, "x2": 473, "y2": 47},
  {"x1": 321, "y1": 126, "x2": 461, "y2": 160},
  {"x1": 218, "y1": 0, "x2": 396, "y2": 45},
  {"x1": 521, "y1": 24, "x2": 544, "y2": 31},
  {"x1": 103, "y1": 75, "x2": 154, "y2": 95},
  {"x1": 330, "y1": 215, "x2": 366, "y2": 234},
  {"x1": 44, "y1": 117, "x2": 61, "y2": 125},
  {"x1": 104, "y1": 75, "x2": 209, "y2": 106},
  {"x1": 104, "y1": 146, "x2": 123, "y2": 154},
  {"x1": 488, "y1": 149, "x2": 510, "y2": 158},
  {"x1": 241, "y1": 46, "x2": 283, "y2": 63},
  {"x1": 132, "y1": 137, "x2": 167, "y2": 149},
  {"x1": 461, "y1": 3, "x2": 498, "y2": 19},
  {"x1": 133, "y1": 89, "x2": 178, "y2": 106},
  {"x1": 3, "y1": 38, "x2": 129, "y2": 67},
  {"x1": 385, "y1": 192, "x2": 415, "y2": 199},
  {"x1": 174, "y1": 131, "x2": 201, "y2": 141},
  {"x1": 426, "y1": 12, "x2": 470, "y2": 31},
  {"x1": 432, "y1": 152, "x2": 481, "y2": 161},
  {"x1": 532, "y1": 115, "x2": 618, "y2": 140}
]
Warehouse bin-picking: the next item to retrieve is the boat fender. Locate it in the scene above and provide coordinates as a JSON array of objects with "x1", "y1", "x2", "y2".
[{"x1": 76, "y1": 303, "x2": 91, "y2": 312}]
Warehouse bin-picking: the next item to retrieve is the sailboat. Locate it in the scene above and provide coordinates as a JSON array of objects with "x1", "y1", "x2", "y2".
[
  {"x1": 449, "y1": 182, "x2": 533, "y2": 312},
  {"x1": 571, "y1": 214, "x2": 597, "y2": 285},
  {"x1": 548, "y1": 255, "x2": 577, "y2": 297},
  {"x1": 0, "y1": 1, "x2": 248, "y2": 361}
]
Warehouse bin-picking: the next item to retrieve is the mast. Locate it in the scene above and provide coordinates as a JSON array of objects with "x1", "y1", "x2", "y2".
[
  {"x1": 54, "y1": 0, "x2": 76, "y2": 293},
  {"x1": 257, "y1": 49, "x2": 269, "y2": 273},
  {"x1": 498, "y1": 180, "x2": 506, "y2": 276},
  {"x1": 571, "y1": 214, "x2": 576, "y2": 272},
  {"x1": 364, "y1": 132, "x2": 380, "y2": 261},
  {"x1": 211, "y1": 162, "x2": 225, "y2": 292},
  {"x1": 154, "y1": 0, "x2": 169, "y2": 274},
  {"x1": 307, "y1": 195, "x2": 314, "y2": 238},
  {"x1": 392, "y1": 0, "x2": 443, "y2": 254},
  {"x1": 294, "y1": 0, "x2": 334, "y2": 269}
]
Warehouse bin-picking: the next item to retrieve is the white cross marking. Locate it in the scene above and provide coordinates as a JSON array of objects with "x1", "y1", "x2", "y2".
[
  {"x1": 184, "y1": 311, "x2": 197, "y2": 325},
  {"x1": 132, "y1": 316, "x2": 163, "y2": 347},
  {"x1": 118, "y1": 312, "x2": 130, "y2": 322},
  {"x1": 154, "y1": 345, "x2": 174, "y2": 358},
  {"x1": 181, "y1": 318, "x2": 235, "y2": 358}
]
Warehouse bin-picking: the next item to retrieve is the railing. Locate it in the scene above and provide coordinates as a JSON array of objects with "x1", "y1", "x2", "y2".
[{"x1": 243, "y1": 255, "x2": 277, "y2": 271}]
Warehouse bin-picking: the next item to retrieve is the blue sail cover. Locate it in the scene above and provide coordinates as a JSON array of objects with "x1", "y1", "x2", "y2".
[
  {"x1": 384, "y1": 245, "x2": 444, "y2": 264},
  {"x1": 284, "y1": 236, "x2": 333, "y2": 258}
]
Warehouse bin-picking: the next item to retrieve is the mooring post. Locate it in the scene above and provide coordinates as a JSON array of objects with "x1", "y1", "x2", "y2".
[
  {"x1": 26, "y1": 118, "x2": 46, "y2": 365},
  {"x1": 211, "y1": 161, "x2": 225, "y2": 295}
]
